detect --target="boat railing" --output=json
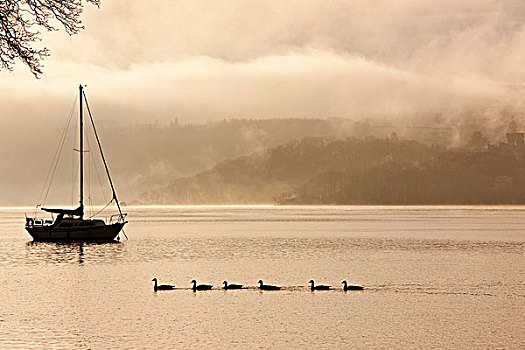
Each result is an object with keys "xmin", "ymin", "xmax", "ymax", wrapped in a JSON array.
[
  {"xmin": 109, "ymin": 213, "xmax": 127, "ymax": 224},
  {"xmin": 25, "ymin": 217, "xmax": 53, "ymax": 227}
]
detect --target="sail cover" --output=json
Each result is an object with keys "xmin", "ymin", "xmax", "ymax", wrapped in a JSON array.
[{"xmin": 41, "ymin": 204, "xmax": 84, "ymax": 217}]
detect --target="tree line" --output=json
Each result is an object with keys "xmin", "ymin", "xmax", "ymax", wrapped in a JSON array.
[{"xmin": 141, "ymin": 134, "xmax": 525, "ymax": 205}]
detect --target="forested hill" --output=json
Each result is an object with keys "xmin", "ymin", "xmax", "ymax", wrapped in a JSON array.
[
  {"xmin": 1, "ymin": 111, "xmax": 514, "ymax": 205},
  {"xmin": 0, "ymin": 117, "xmax": 352, "ymax": 205},
  {"xmin": 140, "ymin": 135, "xmax": 525, "ymax": 205},
  {"xmin": 140, "ymin": 136, "xmax": 435, "ymax": 204}
]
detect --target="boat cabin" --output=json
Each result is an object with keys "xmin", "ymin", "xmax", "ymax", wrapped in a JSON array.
[{"xmin": 26, "ymin": 216, "xmax": 106, "ymax": 228}]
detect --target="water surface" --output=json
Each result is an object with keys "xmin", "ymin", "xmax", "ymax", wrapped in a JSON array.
[{"xmin": 0, "ymin": 206, "xmax": 523, "ymax": 349}]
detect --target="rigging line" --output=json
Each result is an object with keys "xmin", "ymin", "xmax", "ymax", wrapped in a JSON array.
[
  {"xmin": 89, "ymin": 157, "xmax": 93, "ymax": 218},
  {"xmin": 71, "ymin": 112, "xmax": 79, "ymax": 206},
  {"xmin": 70, "ymin": 119, "xmax": 75, "ymax": 206},
  {"xmin": 89, "ymin": 199, "xmax": 113, "ymax": 218},
  {"xmin": 85, "ymin": 124, "xmax": 109, "ymax": 204},
  {"xmin": 70, "ymin": 163, "xmax": 79, "ymax": 206},
  {"xmin": 36, "ymin": 94, "xmax": 77, "ymax": 214},
  {"xmin": 88, "ymin": 153, "xmax": 92, "ymax": 217},
  {"xmin": 94, "ymin": 151, "xmax": 109, "ymax": 204},
  {"xmin": 83, "ymin": 91, "xmax": 125, "ymax": 223},
  {"xmin": 87, "ymin": 135, "xmax": 99, "ymax": 218},
  {"xmin": 40, "ymin": 95, "xmax": 78, "ymax": 210},
  {"xmin": 89, "ymin": 194, "xmax": 94, "ymax": 218},
  {"xmin": 85, "ymin": 129, "xmax": 91, "ymax": 214},
  {"xmin": 71, "ymin": 149, "xmax": 74, "ymax": 206}
]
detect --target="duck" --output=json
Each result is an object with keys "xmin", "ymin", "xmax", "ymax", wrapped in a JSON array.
[
  {"xmin": 191, "ymin": 279, "xmax": 213, "ymax": 292},
  {"xmin": 309, "ymin": 280, "xmax": 331, "ymax": 291},
  {"xmin": 223, "ymin": 281, "xmax": 244, "ymax": 290},
  {"xmin": 152, "ymin": 278, "xmax": 175, "ymax": 291},
  {"xmin": 258, "ymin": 280, "xmax": 281, "ymax": 291},
  {"xmin": 342, "ymin": 280, "xmax": 364, "ymax": 291}
]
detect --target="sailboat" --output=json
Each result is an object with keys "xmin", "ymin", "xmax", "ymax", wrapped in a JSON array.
[{"xmin": 25, "ymin": 85, "xmax": 127, "ymax": 241}]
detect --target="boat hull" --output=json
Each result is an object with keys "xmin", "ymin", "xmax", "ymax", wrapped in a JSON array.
[{"xmin": 26, "ymin": 222, "xmax": 125, "ymax": 242}]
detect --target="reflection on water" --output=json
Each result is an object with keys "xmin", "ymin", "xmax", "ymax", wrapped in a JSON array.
[
  {"xmin": 9, "ymin": 237, "xmax": 524, "ymax": 267},
  {"xmin": 0, "ymin": 206, "xmax": 524, "ymax": 349},
  {"xmin": 25, "ymin": 241, "xmax": 124, "ymax": 265}
]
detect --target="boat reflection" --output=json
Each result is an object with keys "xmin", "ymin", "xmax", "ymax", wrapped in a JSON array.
[{"xmin": 25, "ymin": 241, "xmax": 124, "ymax": 265}]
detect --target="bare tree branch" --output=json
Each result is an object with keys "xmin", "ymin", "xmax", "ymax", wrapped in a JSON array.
[{"xmin": 0, "ymin": 0, "xmax": 99, "ymax": 78}]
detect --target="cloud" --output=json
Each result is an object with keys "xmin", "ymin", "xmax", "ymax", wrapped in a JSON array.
[
  {"xmin": 1, "ymin": 49, "xmax": 521, "ymax": 124},
  {"xmin": 56, "ymin": 0, "xmax": 524, "ymax": 69},
  {"xmin": 1, "ymin": 0, "xmax": 524, "ymax": 123}
]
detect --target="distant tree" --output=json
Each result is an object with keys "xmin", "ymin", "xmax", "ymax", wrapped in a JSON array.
[{"xmin": 0, "ymin": 0, "xmax": 99, "ymax": 77}]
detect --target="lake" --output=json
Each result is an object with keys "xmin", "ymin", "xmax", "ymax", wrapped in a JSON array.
[{"xmin": 0, "ymin": 206, "xmax": 524, "ymax": 349}]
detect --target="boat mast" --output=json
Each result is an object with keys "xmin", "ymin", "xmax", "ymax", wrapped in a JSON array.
[
  {"xmin": 79, "ymin": 84, "xmax": 84, "ymax": 218},
  {"xmin": 82, "ymin": 91, "xmax": 126, "ymax": 223}
]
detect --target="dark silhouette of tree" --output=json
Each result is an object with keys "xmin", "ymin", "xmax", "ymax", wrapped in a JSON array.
[
  {"xmin": 139, "ymin": 132, "xmax": 525, "ymax": 205},
  {"xmin": 0, "ymin": 0, "xmax": 99, "ymax": 77}
]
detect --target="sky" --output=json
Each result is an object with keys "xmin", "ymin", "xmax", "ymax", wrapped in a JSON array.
[{"xmin": 1, "ymin": 0, "xmax": 525, "ymax": 124}]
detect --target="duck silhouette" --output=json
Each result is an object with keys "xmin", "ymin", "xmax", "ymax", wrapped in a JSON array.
[
  {"xmin": 342, "ymin": 280, "xmax": 364, "ymax": 291},
  {"xmin": 223, "ymin": 281, "xmax": 244, "ymax": 290},
  {"xmin": 191, "ymin": 280, "xmax": 213, "ymax": 292},
  {"xmin": 309, "ymin": 280, "xmax": 331, "ymax": 291},
  {"xmin": 152, "ymin": 278, "xmax": 175, "ymax": 291},
  {"xmin": 258, "ymin": 280, "xmax": 281, "ymax": 291}
]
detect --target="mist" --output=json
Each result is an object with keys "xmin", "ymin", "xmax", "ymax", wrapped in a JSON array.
[
  {"xmin": 2, "ymin": 0, "xmax": 525, "ymax": 206},
  {"xmin": 1, "ymin": 0, "xmax": 524, "ymax": 123}
]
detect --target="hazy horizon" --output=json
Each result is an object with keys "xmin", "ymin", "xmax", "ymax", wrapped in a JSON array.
[{"xmin": 2, "ymin": 1, "xmax": 525, "ymax": 207}]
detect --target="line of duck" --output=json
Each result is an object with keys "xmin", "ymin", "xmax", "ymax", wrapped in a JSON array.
[{"xmin": 152, "ymin": 278, "xmax": 364, "ymax": 292}]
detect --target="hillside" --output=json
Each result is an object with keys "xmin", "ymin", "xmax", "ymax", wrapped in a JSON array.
[
  {"xmin": 0, "ymin": 118, "xmax": 352, "ymax": 205},
  {"xmin": 3, "ymin": 110, "xmax": 521, "ymax": 205},
  {"xmin": 141, "ymin": 134, "xmax": 525, "ymax": 205},
  {"xmin": 140, "ymin": 136, "xmax": 442, "ymax": 204}
]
